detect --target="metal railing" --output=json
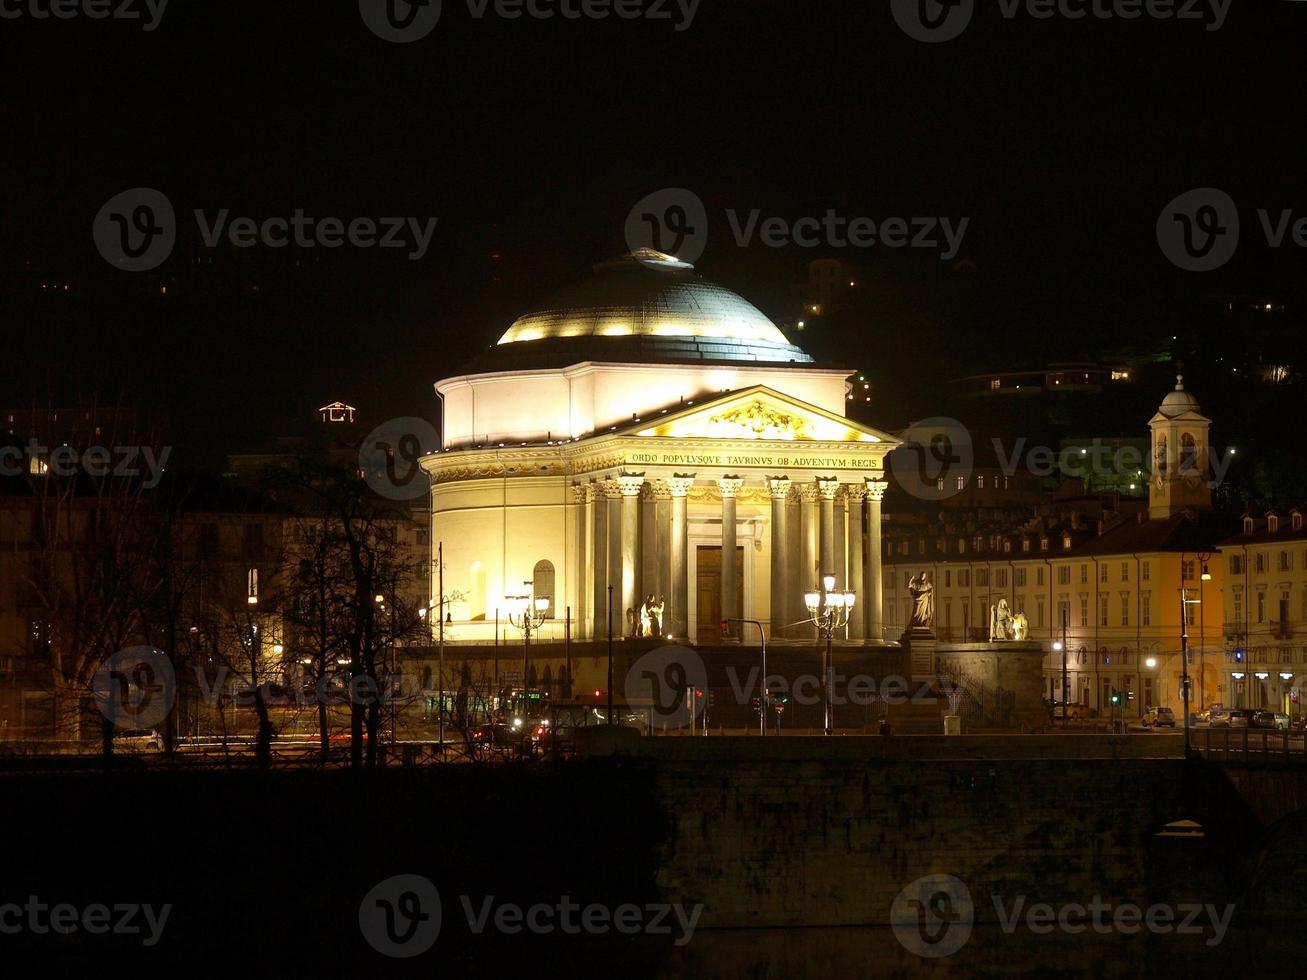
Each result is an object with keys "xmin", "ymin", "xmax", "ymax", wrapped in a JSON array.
[{"xmin": 1191, "ymin": 726, "xmax": 1307, "ymax": 764}]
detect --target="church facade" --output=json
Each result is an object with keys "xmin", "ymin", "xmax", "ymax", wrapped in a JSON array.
[{"xmin": 422, "ymin": 250, "xmax": 898, "ymax": 645}]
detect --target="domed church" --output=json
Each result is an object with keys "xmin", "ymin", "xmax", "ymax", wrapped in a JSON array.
[{"xmin": 422, "ymin": 250, "xmax": 900, "ymax": 645}]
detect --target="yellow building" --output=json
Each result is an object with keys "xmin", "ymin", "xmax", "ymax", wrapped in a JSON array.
[
  {"xmin": 882, "ymin": 375, "xmax": 1234, "ymax": 717},
  {"xmin": 422, "ymin": 250, "xmax": 899, "ymax": 646},
  {"xmin": 1217, "ymin": 508, "xmax": 1307, "ymax": 712}
]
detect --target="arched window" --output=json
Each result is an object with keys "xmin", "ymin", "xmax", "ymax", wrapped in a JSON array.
[
  {"xmin": 533, "ymin": 560, "xmax": 556, "ymax": 619},
  {"xmin": 1155, "ymin": 434, "xmax": 1168, "ymax": 474},
  {"xmin": 542, "ymin": 664, "xmax": 553, "ymax": 696},
  {"xmin": 1180, "ymin": 433, "xmax": 1197, "ymax": 472}
]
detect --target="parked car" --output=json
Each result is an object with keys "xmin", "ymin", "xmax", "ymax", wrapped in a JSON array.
[
  {"xmin": 1227, "ymin": 709, "xmax": 1255, "ymax": 728},
  {"xmin": 113, "ymin": 728, "xmax": 163, "ymax": 752},
  {"xmin": 1251, "ymin": 710, "xmax": 1291, "ymax": 731},
  {"xmin": 1048, "ymin": 701, "xmax": 1092, "ymax": 720},
  {"xmin": 1206, "ymin": 707, "xmax": 1234, "ymax": 727},
  {"xmin": 1143, "ymin": 706, "xmax": 1176, "ymax": 728}
]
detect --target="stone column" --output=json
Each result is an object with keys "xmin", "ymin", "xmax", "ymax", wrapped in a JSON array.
[
  {"xmin": 866, "ymin": 479, "xmax": 888, "ymax": 642},
  {"xmin": 768, "ymin": 477, "xmax": 791, "ymax": 641},
  {"xmin": 618, "ymin": 473, "xmax": 644, "ymax": 636},
  {"xmin": 845, "ymin": 483, "xmax": 867, "ymax": 640},
  {"xmin": 834, "ymin": 488, "xmax": 847, "ymax": 590},
  {"xmin": 668, "ymin": 475, "xmax": 694, "ymax": 641},
  {"xmin": 719, "ymin": 477, "xmax": 743, "ymax": 638},
  {"xmin": 572, "ymin": 483, "xmax": 591, "ymax": 639},
  {"xmin": 593, "ymin": 479, "xmax": 614, "ymax": 639},
  {"xmin": 798, "ymin": 484, "xmax": 819, "ymax": 639},
  {"xmin": 817, "ymin": 477, "xmax": 840, "ymax": 583}
]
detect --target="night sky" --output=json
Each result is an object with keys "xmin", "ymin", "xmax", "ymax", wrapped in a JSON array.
[{"xmin": 4, "ymin": 0, "xmax": 1305, "ymax": 471}]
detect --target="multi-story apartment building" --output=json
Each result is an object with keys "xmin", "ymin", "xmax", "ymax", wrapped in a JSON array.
[{"xmin": 1217, "ymin": 508, "xmax": 1307, "ymax": 713}]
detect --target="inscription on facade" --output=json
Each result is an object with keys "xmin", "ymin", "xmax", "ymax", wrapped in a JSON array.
[{"xmin": 626, "ymin": 451, "xmax": 882, "ymax": 470}]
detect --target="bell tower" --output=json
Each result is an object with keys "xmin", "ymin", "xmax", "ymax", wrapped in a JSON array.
[{"xmin": 1148, "ymin": 370, "xmax": 1212, "ymax": 520}]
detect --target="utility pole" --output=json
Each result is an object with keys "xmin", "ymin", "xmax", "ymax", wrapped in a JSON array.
[
  {"xmin": 606, "ymin": 585, "xmax": 614, "ymax": 726},
  {"xmin": 1061, "ymin": 608, "xmax": 1069, "ymax": 723},
  {"xmin": 1180, "ymin": 587, "xmax": 1193, "ymax": 756},
  {"xmin": 438, "ymin": 542, "xmax": 445, "ymax": 756}
]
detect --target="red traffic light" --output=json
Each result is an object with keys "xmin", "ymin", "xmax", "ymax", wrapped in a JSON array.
[{"xmin": 593, "ymin": 689, "xmax": 602, "ymax": 698}]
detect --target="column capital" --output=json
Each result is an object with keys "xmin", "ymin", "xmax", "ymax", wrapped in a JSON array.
[
  {"xmin": 718, "ymin": 476, "xmax": 744, "ymax": 498},
  {"xmin": 572, "ymin": 482, "xmax": 594, "ymax": 503},
  {"xmin": 646, "ymin": 479, "xmax": 673, "ymax": 500},
  {"xmin": 668, "ymin": 475, "xmax": 695, "ymax": 497},
  {"xmin": 598, "ymin": 478, "xmax": 623, "ymax": 499},
  {"xmin": 767, "ymin": 476, "xmax": 792, "ymax": 499},
  {"xmin": 844, "ymin": 483, "xmax": 868, "ymax": 503},
  {"xmin": 796, "ymin": 483, "xmax": 820, "ymax": 503},
  {"xmin": 817, "ymin": 477, "xmax": 841, "ymax": 500},
  {"xmin": 617, "ymin": 472, "xmax": 646, "ymax": 497},
  {"xmin": 866, "ymin": 479, "xmax": 889, "ymax": 502}
]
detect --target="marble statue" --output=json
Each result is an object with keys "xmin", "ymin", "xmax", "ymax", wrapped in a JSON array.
[
  {"xmin": 1011, "ymin": 612, "xmax": 1029, "ymax": 641},
  {"xmin": 990, "ymin": 598, "xmax": 1013, "ymax": 641},
  {"xmin": 907, "ymin": 572, "xmax": 935, "ymax": 629}
]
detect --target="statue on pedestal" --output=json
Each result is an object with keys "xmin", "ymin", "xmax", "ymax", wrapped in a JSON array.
[
  {"xmin": 638, "ymin": 595, "xmax": 665, "ymax": 637},
  {"xmin": 907, "ymin": 572, "xmax": 935, "ymax": 631},
  {"xmin": 990, "ymin": 598, "xmax": 1014, "ymax": 641}
]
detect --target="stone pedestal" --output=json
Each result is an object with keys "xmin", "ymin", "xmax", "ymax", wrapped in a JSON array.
[
  {"xmin": 934, "ymin": 640, "xmax": 1047, "ymax": 731},
  {"xmin": 899, "ymin": 629, "xmax": 937, "ymax": 677}
]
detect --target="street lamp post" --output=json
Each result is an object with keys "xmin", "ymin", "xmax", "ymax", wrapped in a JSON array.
[
  {"xmin": 506, "ymin": 584, "xmax": 549, "ymax": 698},
  {"xmin": 804, "ymin": 573, "xmax": 855, "ymax": 736},
  {"xmin": 1180, "ymin": 587, "xmax": 1202, "ymax": 756}
]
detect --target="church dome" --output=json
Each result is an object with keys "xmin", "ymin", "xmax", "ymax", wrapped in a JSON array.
[
  {"xmin": 1158, "ymin": 372, "xmax": 1201, "ymax": 418},
  {"xmin": 487, "ymin": 249, "xmax": 812, "ymax": 367}
]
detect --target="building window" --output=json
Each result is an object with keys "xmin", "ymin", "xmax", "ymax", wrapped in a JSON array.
[
  {"xmin": 1232, "ymin": 590, "xmax": 1242, "ymax": 628},
  {"xmin": 1037, "ymin": 567, "xmax": 1046, "ymax": 587},
  {"xmin": 977, "ymin": 569, "xmax": 990, "ymax": 587},
  {"xmin": 1097, "ymin": 595, "xmax": 1106, "ymax": 627},
  {"xmin": 1142, "ymin": 561, "xmax": 1151, "ymax": 582},
  {"xmin": 1141, "ymin": 592, "xmax": 1151, "ymax": 627},
  {"xmin": 1058, "ymin": 566, "xmax": 1071, "ymax": 586},
  {"xmin": 1121, "ymin": 593, "xmax": 1129, "ymax": 627},
  {"xmin": 978, "ymin": 475, "xmax": 985, "ymax": 489},
  {"xmin": 1121, "ymin": 562, "xmax": 1129, "ymax": 583},
  {"xmin": 944, "ymin": 570, "xmax": 952, "ymax": 588},
  {"xmin": 1015, "ymin": 568, "xmax": 1027, "ymax": 588},
  {"xmin": 1280, "ymin": 552, "xmax": 1292, "ymax": 572},
  {"xmin": 1255, "ymin": 554, "xmax": 1267, "ymax": 575},
  {"xmin": 996, "ymin": 569, "xmax": 1007, "ymax": 588},
  {"xmin": 937, "ymin": 477, "xmax": 945, "ymax": 491},
  {"xmin": 1182, "ymin": 560, "xmax": 1196, "ymax": 581},
  {"xmin": 1098, "ymin": 564, "xmax": 1107, "ymax": 584},
  {"xmin": 1037, "ymin": 597, "xmax": 1046, "ymax": 628},
  {"xmin": 959, "ymin": 569, "xmax": 971, "ymax": 587},
  {"xmin": 1230, "ymin": 554, "xmax": 1244, "ymax": 576},
  {"xmin": 956, "ymin": 476, "xmax": 966, "ymax": 491},
  {"xmin": 532, "ymin": 560, "xmax": 556, "ymax": 619},
  {"xmin": 1257, "ymin": 592, "xmax": 1266, "ymax": 624}
]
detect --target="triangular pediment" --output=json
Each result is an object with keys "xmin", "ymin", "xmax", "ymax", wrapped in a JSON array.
[{"xmin": 631, "ymin": 386, "xmax": 900, "ymax": 445}]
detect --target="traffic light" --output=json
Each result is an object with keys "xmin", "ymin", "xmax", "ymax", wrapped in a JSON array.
[
  {"xmin": 1126, "ymin": 691, "xmax": 1135, "ymax": 702},
  {"xmin": 707, "ymin": 690, "xmax": 717, "ymax": 708},
  {"xmin": 1110, "ymin": 690, "xmax": 1123, "ymax": 707},
  {"xmin": 1234, "ymin": 649, "xmax": 1246, "ymax": 663}
]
